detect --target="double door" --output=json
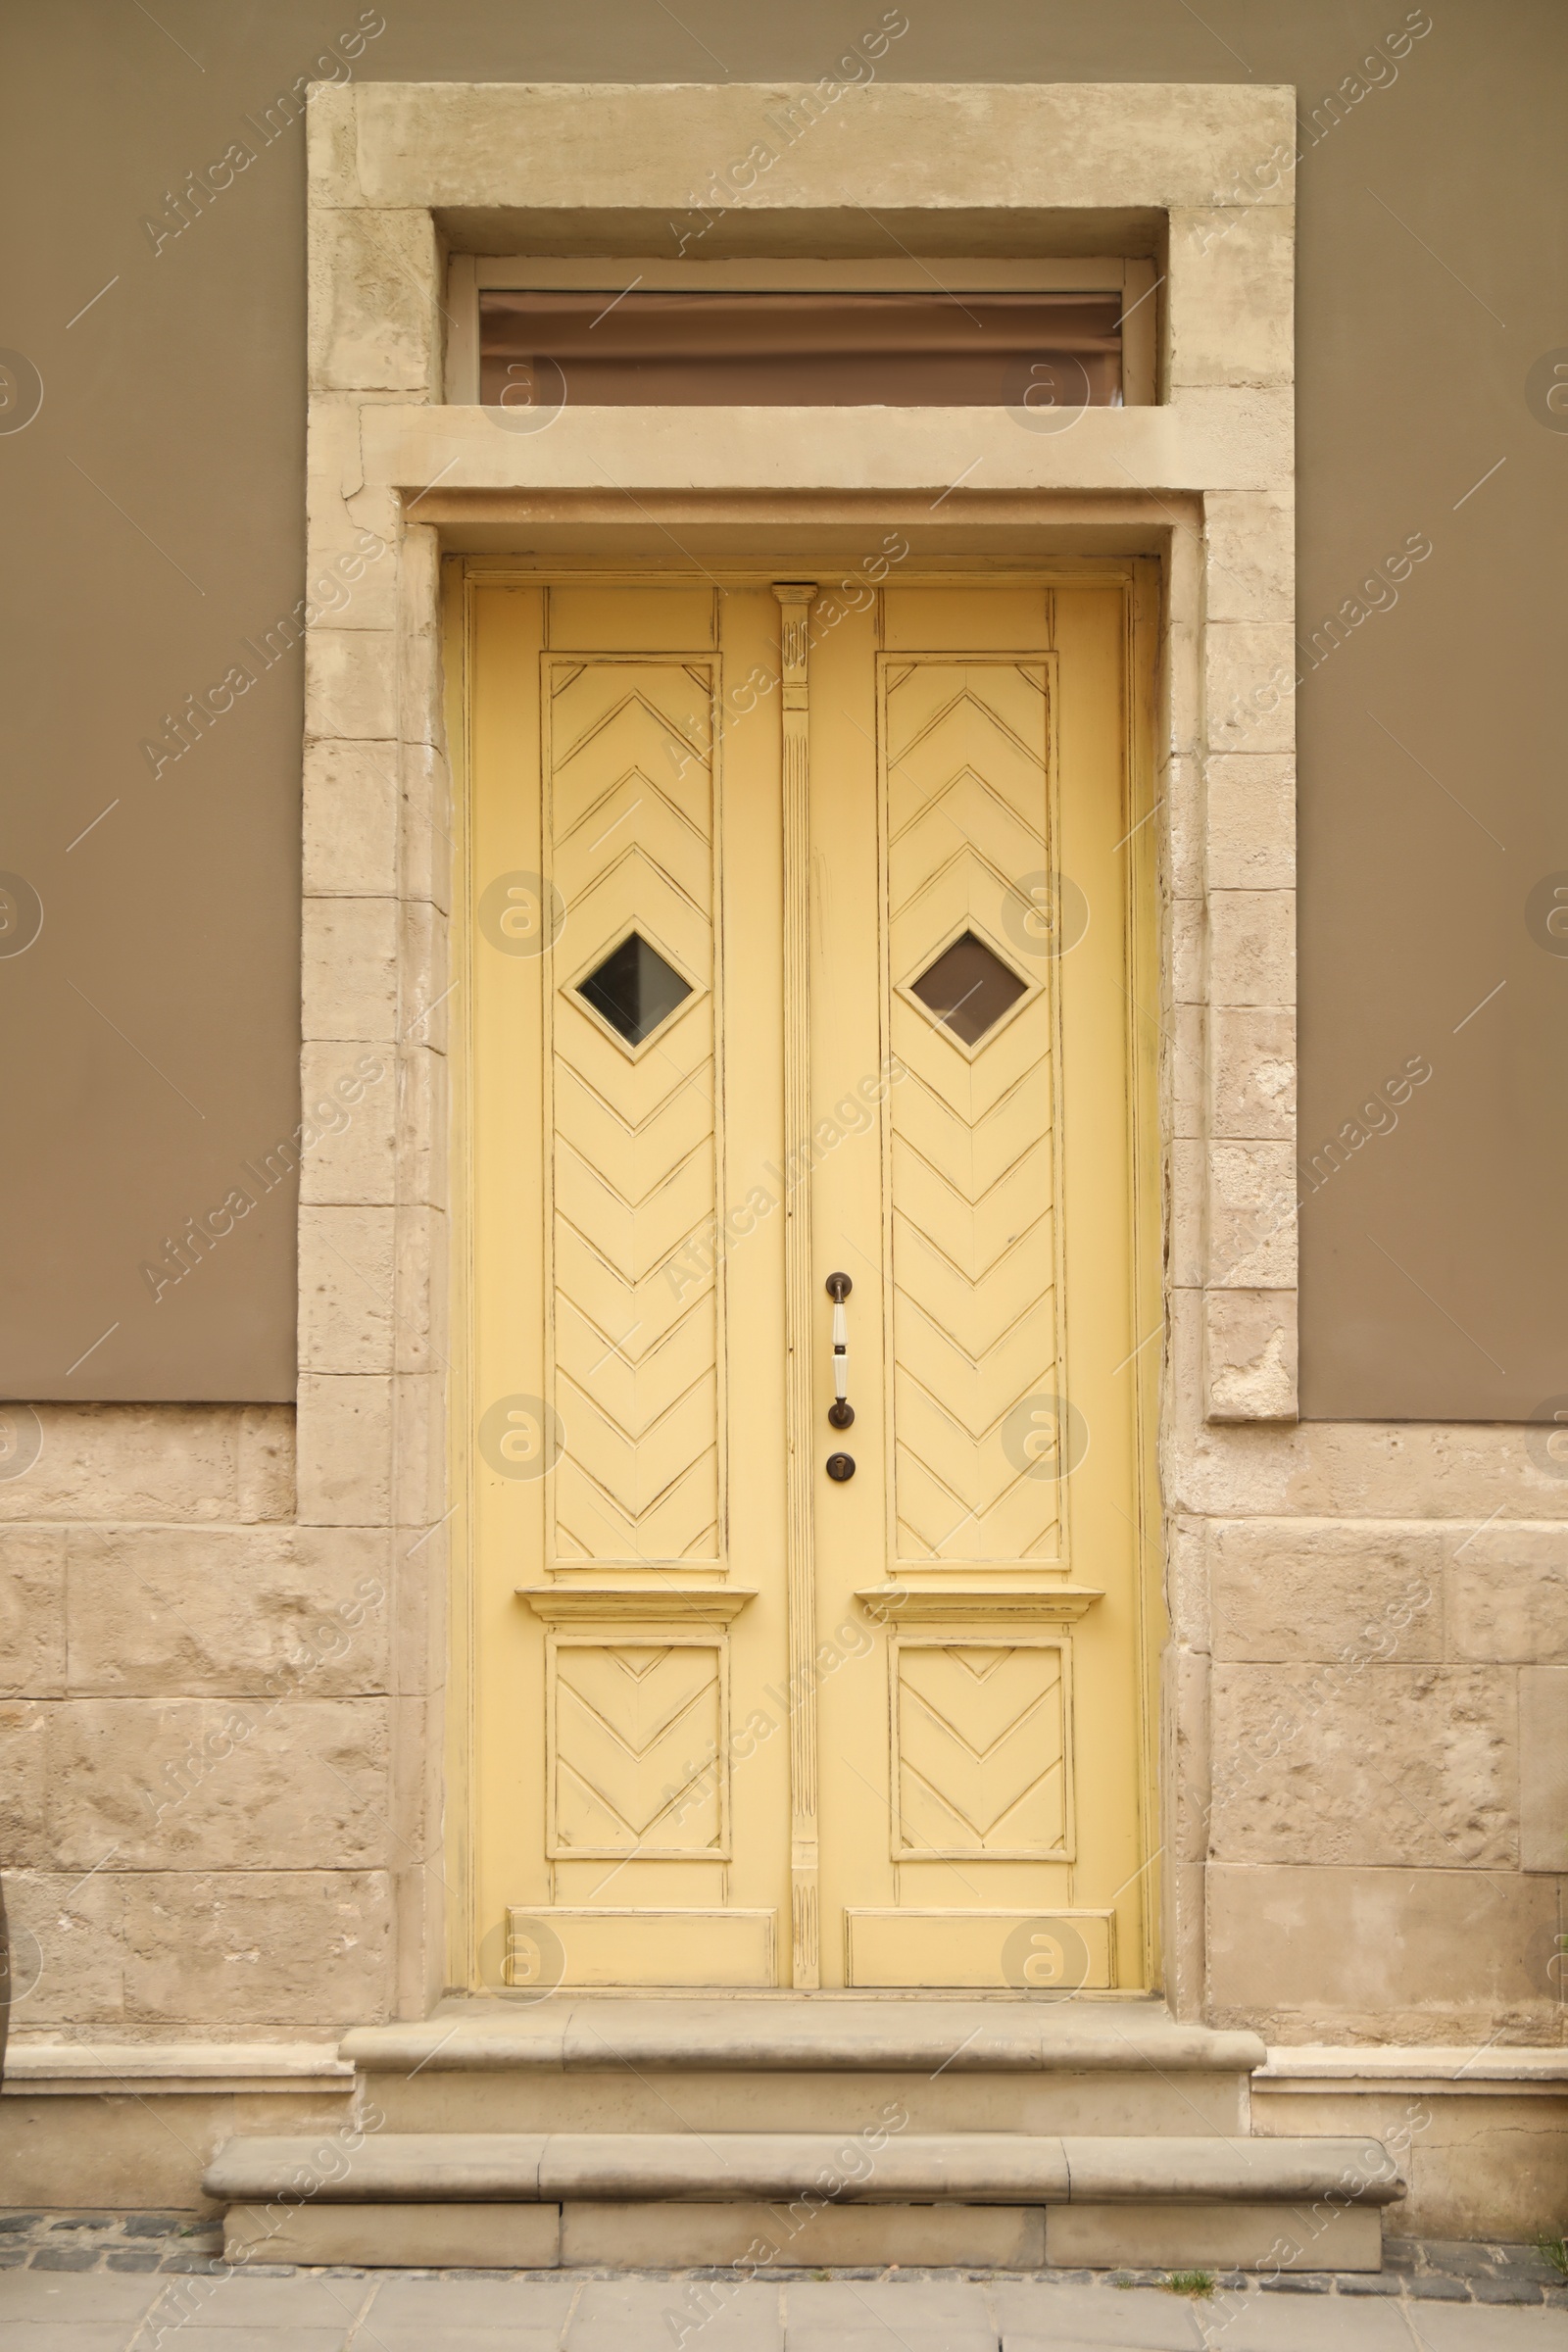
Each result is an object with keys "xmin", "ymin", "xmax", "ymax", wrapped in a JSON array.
[{"xmin": 466, "ymin": 571, "xmax": 1153, "ymax": 1991}]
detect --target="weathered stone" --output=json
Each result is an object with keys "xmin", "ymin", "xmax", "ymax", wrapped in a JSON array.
[
  {"xmin": 305, "ymin": 627, "xmax": 398, "ymax": 740},
  {"xmin": 1170, "ymin": 1004, "xmax": 1206, "ymax": 1142},
  {"xmin": 0, "ymin": 1526, "xmax": 65, "ymax": 1695},
  {"xmin": 0, "ymin": 1701, "xmax": 48, "ymax": 1863},
  {"xmin": 1204, "ymin": 1289, "xmax": 1297, "ymax": 1420},
  {"xmin": 1518, "ymin": 1666, "xmax": 1568, "ymax": 1873},
  {"xmin": 1207, "ymin": 1141, "xmax": 1298, "ymax": 1288},
  {"xmin": 237, "ymin": 1407, "xmax": 296, "ymax": 1523},
  {"xmin": 1203, "ymin": 489, "xmax": 1295, "ymax": 622},
  {"xmin": 1209, "ymin": 1519, "xmax": 1444, "ymax": 1664},
  {"xmin": 0, "ymin": 1405, "xmax": 255, "ymax": 1524},
  {"xmin": 296, "ymin": 1375, "xmax": 393, "ymax": 1528},
  {"xmin": 400, "ymin": 739, "xmax": 453, "ymax": 914},
  {"xmin": 299, "ymin": 1043, "xmax": 398, "ymax": 1207},
  {"xmin": 1210, "ymin": 1663, "xmax": 1516, "ymax": 1867},
  {"xmin": 396, "ymin": 1044, "xmax": 447, "ymax": 1213},
  {"xmin": 1, "ymin": 1868, "xmax": 127, "ymax": 2026},
  {"xmin": 299, "ymin": 1204, "xmax": 397, "ymax": 1374},
  {"xmin": 45, "ymin": 1697, "xmax": 391, "ymax": 1871},
  {"xmin": 302, "ymin": 897, "xmax": 399, "ymax": 1044},
  {"xmin": 1211, "ymin": 1007, "xmax": 1296, "ymax": 1141},
  {"xmin": 1447, "ymin": 1527, "xmax": 1568, "ymax": 1661},
  {"xmin": 64, "ymin": 1526, "xmax": 391, "ymax": 1697},
  {"xmin": 1208, "ymin": 1864, "xmax": 1564, "ymax": 2043},
  {"xmin": 302, "ymin": 740, "xmax": 400, "ymax": 898},
  {"xmin": 1169, "ymin": 206, "xmax": 1294, "ymax": 388},
  {"xmin": 1205, "ymin": 624, "xmax": 1298, "ymax": 757},
  {"xmin": 122, "ymin": 1871, "xmax": 391, "ymax": 2026},
  {"xmin": 308, "ymin": 207, "xmax": 440, "ymax": 396},
  {"xmin": 1208, "ymin": 890, "xmax": 1295, "ymax": 1007},
  {"xmin": 1205, "ymin": 756, "xmax": 1295, "ymax": 891}
]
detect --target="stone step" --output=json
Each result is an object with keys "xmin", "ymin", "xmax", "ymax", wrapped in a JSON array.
[
  {"xmin": 343, "ymin": 1997, "xmax": 1263, "ymax": 2137},
  {"xmin": 206, "ymin": 2129, "xmax": 1403, "ymax": 2273}
]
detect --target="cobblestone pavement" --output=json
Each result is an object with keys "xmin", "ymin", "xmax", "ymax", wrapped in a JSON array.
[{"xmin": 1, "ymin": 2216, "xmax": 1565, "ymax": 2347}]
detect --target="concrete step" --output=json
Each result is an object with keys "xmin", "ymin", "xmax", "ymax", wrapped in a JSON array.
[
  {"xmin": 342, "ymin": 1997, "xmax": 1264, "ymax": 2137},
  {"xmin": 206, "ymin": 2129, "xmax": 1404, "ymax": 2274}
]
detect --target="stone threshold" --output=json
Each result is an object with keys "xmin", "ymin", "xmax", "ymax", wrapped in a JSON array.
[{"xmin": 342, "ymin": 1996, "xmax": 1264, "ymax": 2075}]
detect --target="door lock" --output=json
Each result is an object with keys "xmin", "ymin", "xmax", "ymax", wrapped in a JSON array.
[
  {"xmin": 825, "ymin": 1271, "xmax": 855, "ymax": 1429},
  {"xmin": 826, "ymin": 1451, "xmax": 856, "ymax": 1483}
]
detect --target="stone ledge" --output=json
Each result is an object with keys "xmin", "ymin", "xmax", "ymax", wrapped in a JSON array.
[
  {"xmin": 339, "ymin": 1996, "xmax": 1266, "ymax": 2076},
  {"xmin": 204, "ymin": 2130, "xmax": 1400, "ymax": 2206},
  {"xmin": 1256, "ymin": 2045, "xmax": 1568, "ymax": 2093},
  {"xmin": 3, "ymin": 2039, "xmax": 354, "ymax": 2096}
]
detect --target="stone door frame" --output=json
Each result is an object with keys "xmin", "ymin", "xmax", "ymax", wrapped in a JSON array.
[{"xmin": 302, "ymin": 77, "xmax": 1296, "ymax": 2010}]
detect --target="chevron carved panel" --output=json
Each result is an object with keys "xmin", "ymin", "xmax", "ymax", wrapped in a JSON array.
[
  {"xmin": 546, "ymin": 659, "xmax": 721, "ymax": 1566},
  {"xmin": 882, "ymin": 659, "xmax": 1064, "ymax": 1564},
  {"xmin": 895, "ymin": 1639, "xmax": 1069, "ymax": 1859},
  {"xmin": 549, "ymin": 1638, "xmax": 724, "ymax": 1857}
]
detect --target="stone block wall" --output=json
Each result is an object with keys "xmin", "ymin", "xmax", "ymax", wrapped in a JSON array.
[{"xmin": 1, "ymin": 1402, "xmax": 404, "ymax": 2040}]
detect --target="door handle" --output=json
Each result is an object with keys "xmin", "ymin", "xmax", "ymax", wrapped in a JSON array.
[{"xmin": 825, "ymin": 1271, "xmax": 854, "ymax": 1429}]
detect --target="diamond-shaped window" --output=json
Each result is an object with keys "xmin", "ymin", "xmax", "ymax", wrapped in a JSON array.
[
  {"xmin": 909, "ymin": 931, "xmax": 1027, "ymax": 1048},
  {"xmin": 576, "ymin": 932, "xmax": 692, "ymax": 1047}
]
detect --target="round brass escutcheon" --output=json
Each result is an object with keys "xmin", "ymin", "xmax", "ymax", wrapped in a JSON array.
[{"xmin": 826, "ymin": 1452, "xmax": 856, "ymax": 1483}]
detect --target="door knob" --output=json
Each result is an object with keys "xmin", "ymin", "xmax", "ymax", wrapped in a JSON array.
[{"xmin": 825, "ymin": 1271, "xmax": 855, "ymax": 1429}]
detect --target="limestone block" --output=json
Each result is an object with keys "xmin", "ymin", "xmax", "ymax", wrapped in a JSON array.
[
  {"xmin": 1169, "ymin": 205, "xmax": 1294, "ymax": 388},
  {"xmin": 45, "ymin": 1696, "xmax": 392, "ymax": 1871},
  {"xmin": 1169, "ymin": 1004, "xmax": 1205, "ymax": 1142},
  {"xmin": 1208, "ymin": 890, "xmax": 1294, "ymax": 1007},
  {"xmin": 1251, "ymin": 2086, "xmax": 1568, "ymax": 2244},
  {"xmin": 0, "ymin": 1403, "xmax": 251, "ymax": 1524},
  {"xmin": 306, "ymin": 79, "xmax": 363, "ymax": 209},
  {"xmin": 1164, "ymin": 1517, "xmax": 1210, "ymax": 1654},
  {"xmin": 1046, "ymin": 2200, "xmax": 1377, "ymax": 2273},
  {"xmin": 1170, "ymin": 897, "xmax": 1205, "ymax": 1008},
  {"xmin": 1207, "ymin": 1863, "xmax": 1565, "ymax": 2043},
  {"xmin": 297, "ymin": 1375, "xmax": 393, "ymax": 1528},
  {"xmin": 237, "ymin": 1405, "xmax": 296, "ymax": 1522},
  {"xmin": 226, "ymin": 2199, "xmax": 562, "ymax": 2268},
  {"xmin": 0, "ymin": 1869, "xmax": 126, "ymax": 2026},
  {"xmin": 303, "ymin": 740, "xmax": 399, "ymax": 898},
  {"xmin": 393, "ymin": 1521, "xmax": 447, "ymax": 1699},
  {"xmin": 1165, "ymin": 752, "xmax": 1203, "ymax": 903},
  {"xmin": 1205, "ymin": 623, "xmax": 1297, "ymax": 756},
  {"xmin": 1211, "ymin": 1007, "xmax": 1296, "ymax": 1141},
  {"xmin": 397, "ymin": 1044, "xmax": 448, "ymax": 1213},
  {"xmin": 399, "ymin": 520, "xmax": 441, "ymax": 638},
  {"xmin": 305, "ymin": 626, "xmax": 398, "ymax": 740},
  {"xmin": 1202, "ymin": 488, "xmax": 1295, "ymax": 623},
  {"xmin": 308, "ymin": 207, "xmax": 440, "ymax": 396},
  {"xmin": 1170, "ymin": 1403, "xmax": 1568, "ymax": 1528},
  {"xmin": 299, "ymin": 1205, "xmax": 396, "ymax": 1375},
  {"xmin": 122, "ymin": 1870, "xmax": 391, "ymax": 2026},
  {"xmin": 63, "ymin": 1525, "xmax": 391, "ymax": 1697},
  {"xmin": 1206, "ymin": 1141, "xmax": 1298, "ymax": 1288},
  {"xmin": 393, "ymin": 1372, "xmax": 448, "ymax": 1534},
  {"xmin": 1447, "ymin": 1526, "xmax": 1568, "ymax": 1661},
  {"xmin": 400, "ymin": 899, "xmax": 450, "ymax": 1054},
  {"xmin": 301, "ymin": 500, "xmax": 399, "ymax": 631},
  {"xmin": 1204, "ymin": 1288, "xmax": 1297, "ymax": 1420},
  {"xmin": 306, "ymin": 397, "xmax": 366, "ymax": 505},
  {"xmin": 394, "ymin": 1206, "xmax": 445, "ymax": 1373},
  {"xmin": 1209, "ymin": 1663, "xmax": 1516, "ymax": 1867},
  {"xmin": 0, "ymin": 1700, "xmax": 47, "ymax": 1863},
  {"xmin": 300, "ymin": 1043, "xmax": 397, "ymax": 1207},
  {"xmin": 302, "ymin": 896, "xmax": 399, "ymax": 1044},
  {"xmin": 1519, "ymin": 1665, "xmax": 1568, "ymax": 1872},
  {"xmin": 401, "ymin": 739, "xmax": 454, "ymax": 913},
  {"xmin": 1205, "ymin": 756, "xmax": 1295, "ymax": 891},
  {"xmin": 1209, "ymin": 1519, "xmax": 1445, "ymax": 1665},
  {"xmin": 389, "ymin": 1692, "xmax": 437, "ymax": 1863},
  {"xmin": 0, "ymin": 1526, "xmax": 65, "ymax": 1694},
  {"xmin": 1169, "ymin": 1139, "xmax": 1204, "ymax": 1291},
  {"xmin": 1164, "ymin": 612, "xmax": 1200, "ymax": 764},
  {"xmin": 355, "ymin": 79, "xmax": 1297, "ymax": 214},
  {"xmin": 398, "ymin": 620, "xmax": 445, "ymax": 756}
]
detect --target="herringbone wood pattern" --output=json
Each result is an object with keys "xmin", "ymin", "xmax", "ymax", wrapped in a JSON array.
[
  {"xmin": 883, "ymin": 661, "xmax": 1063, "ymax": 1564},
  {"xmin": 546, "ymin": 660, "xmax": 722, "ymax": 1565}
]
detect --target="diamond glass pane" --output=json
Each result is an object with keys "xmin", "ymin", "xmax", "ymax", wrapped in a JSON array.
[
  {"xmin": 577, "ymin": 932, "xmax": 693, "ymax": 1047},
  {"xmin": 910, "ymin": 931, "xmax": 1027, "ymax": 1047}
]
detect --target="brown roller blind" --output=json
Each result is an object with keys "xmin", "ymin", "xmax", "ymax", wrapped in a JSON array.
[{"xmin": 478, "ymin": 290, "xmax": 1124, "ymax": 408}]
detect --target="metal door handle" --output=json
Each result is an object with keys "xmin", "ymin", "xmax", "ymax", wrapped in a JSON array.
[{"xmin": 825, "ymin": 1272, "xmax": 854, "ymax": 1429}]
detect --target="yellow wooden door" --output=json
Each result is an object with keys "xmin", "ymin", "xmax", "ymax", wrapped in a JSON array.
[{"xmin": 465, "ymin": 573, "xmax": 1155, "ymax": 1994}]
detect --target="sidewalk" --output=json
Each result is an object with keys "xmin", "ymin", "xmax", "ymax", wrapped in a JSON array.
[{"xmin": 2, "ymin": 2222, "xmax": 1566, "ymax": 2350}]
